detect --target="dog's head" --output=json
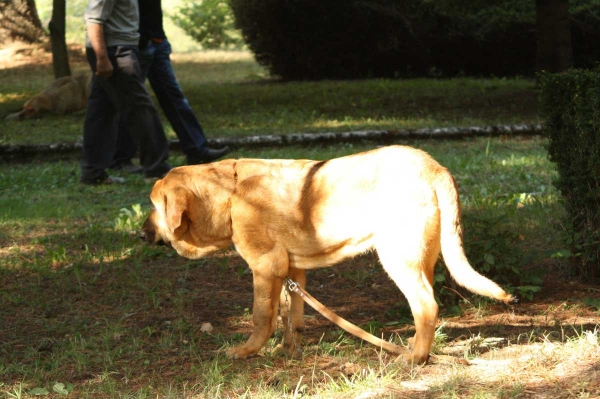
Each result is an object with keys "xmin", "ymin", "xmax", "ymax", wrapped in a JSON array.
[
  {"xmin": 5, "ymin": 96, "xmax": 47, "ymax": 120},
  {"xmin": 20, "ymin": 100, "xmax": 41, "ymax": 118},
  {"xmin": 141, "ymin": 162, "xmax": 236, "ymax": 259}
]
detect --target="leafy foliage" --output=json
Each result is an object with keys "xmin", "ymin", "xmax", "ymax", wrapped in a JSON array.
[
  {"xmin": 230, "ymin": 0, "xmax": 600, "ymax": 80},
  {"xmin": 0, "ymin": 0, "xmax": 47, "ymax": 43},
  {"xmin": 462, "ymin": 213, "xmax": 543, "ymax": 300},
  {"xmin": 435, "ymin": 213, "xmax": 544, "ymax": 305},
  {"xmin": 113, "ymin": 204, "xmax": 145, "ymax": 233},
  {"xmin": 538, "ymin": 68, "xmax": 600, "ymax": 282},
  {"xmin": 170, "ymin": 0, "xmax": 244, "ymax": 50}
]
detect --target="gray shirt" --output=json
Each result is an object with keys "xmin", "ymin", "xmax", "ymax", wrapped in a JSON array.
[{"xmin": 84, "ymin": 0, "xmax": 140, "ymax": 47}]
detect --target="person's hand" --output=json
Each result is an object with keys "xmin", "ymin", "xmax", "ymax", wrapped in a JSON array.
[{"xmin": 96, "ymin": 56, "xmax": 113, "ymax": 78}]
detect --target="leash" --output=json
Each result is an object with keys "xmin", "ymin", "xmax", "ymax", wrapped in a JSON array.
[
  {"xmin": 283, "ymin": 277, "xmax": 470, "ymax": 365},
  {"xmin": 284, "ymin": 277, "xmax": 406, "ymax": 355}
]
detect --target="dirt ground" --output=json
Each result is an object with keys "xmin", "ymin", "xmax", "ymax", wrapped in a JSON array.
[
  {"xmin": 0, "ymin": 41, "xmax": 87, "ymax": 71},
  {"xmin": 114, "ymin": 250, "xmax": 600, "ymax": 397},
  {"xmin": 172, "ymin": 250, "xmax": 600, "ymax": 398}
]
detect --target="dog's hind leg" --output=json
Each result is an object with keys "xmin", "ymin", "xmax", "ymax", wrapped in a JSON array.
[
  {"xmin": 276, "ymin": 267, "xmax": 306, "ymax": 357},
  {"xmin": 407, "ymin": 232, "xmax": 441, "ymax": 352},
  {"xmin": 228, "ymin": 246, "xmax": 289, "ymax": 359},
  {"xmin": 376, "ymin": 218, "xmax": 440, "ymax": 365}
]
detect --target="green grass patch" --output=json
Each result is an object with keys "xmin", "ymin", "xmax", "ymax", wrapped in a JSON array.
[
  {"xmin": 0, "ymin": 50, "xmax": 538, "ymax": 146},
  {"xmin": 2, "ymin": 137, "xmax": 591, "ymax": 398},
  {"xmin": 1, "ymin": 44, "xmax": 596, "ymax": 399}
]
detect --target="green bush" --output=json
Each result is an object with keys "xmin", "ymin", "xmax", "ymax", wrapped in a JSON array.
[
  {"xmin": 229, "ymin": 0, "xmax": 600, "ymax": 80},
  {"xmin": 170, "ymin": 0, "xmax": 244, "ymax": 50},
  {"xmin": 230, "ymin": 0, "xmax": 422, "ymax": 80},
  {"xmin": 538, "ymin": 69, "xmax": 600, "ymax": 282},
  {"xmin": 435, "ymin": 213, "xmax": 543, "ymax": 305}
]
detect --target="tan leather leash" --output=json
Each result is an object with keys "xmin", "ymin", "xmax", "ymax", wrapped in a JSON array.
[
  {"xmin": 284, "ymin": 277, "xmax": 406, "ymax": 355},
  {"xmin": 284, "ymin": 277, "xmax": 470, "ymax": 365}
]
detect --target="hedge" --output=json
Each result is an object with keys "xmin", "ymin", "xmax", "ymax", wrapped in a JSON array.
[
  {"xmin": 229, "ymin": 0, "xmax": 600, "ymax": 80},
  {"xmin": 538, "ymin": 69, "xmax": 600, "ymax": 282}
]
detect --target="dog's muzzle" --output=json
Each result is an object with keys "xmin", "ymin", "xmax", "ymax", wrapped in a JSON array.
[
  {"xmin": 140, "ymin": 217, "xmax": 157, "ymax": 244},
  {"xmin": 140, "ymin": 224, "xmax": 169, "ymax": 247},
  {"xmin": 139, "ymin": 228, "xmax": 153, "ymax": 243}
]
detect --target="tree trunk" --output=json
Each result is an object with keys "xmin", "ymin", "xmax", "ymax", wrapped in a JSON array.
[
  {"xmin": 25, "ymin": 0, "xmax": 43, "ymax": 29},
  {"xmin": 536, "ymin": 0, "xmax": 573, "ymax": 73},
  {"xmin": 49, "ymin": 0, "xmax": 71, "ymax": 78},
  {"xmin": 0, "ymin": 0, "xmax": 47, "ymax": 43}
]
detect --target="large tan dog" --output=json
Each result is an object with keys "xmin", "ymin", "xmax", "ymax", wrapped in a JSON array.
[
  {"xmin": 5, "ymin": 74, "xmax": 90, "ymax": 120},
  {"xmin": 141, "ymin": 146, "xmax": 513, "ymax": 364}
]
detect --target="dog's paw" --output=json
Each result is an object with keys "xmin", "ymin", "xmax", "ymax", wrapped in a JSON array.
[
  {"xmin": 227, "ymin": 346, "xmax": 258, "ymax": 359},
  {"xmin": 273, "ymin": 343, "xmax": 302, "ymax": 358},
  {"xmin": 394, "ymin": 352, "xmax": 429, "ymax": 366}
]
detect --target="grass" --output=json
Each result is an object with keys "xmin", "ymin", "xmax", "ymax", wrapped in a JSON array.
[
  {"xmin": 1, "ymin": 45, "xmax": 599, "ymax": 398},
  {"xmin": 0, "ymin": 44, "xmax": 538, "ymax": 146},
  {"xmin": 1, "ymin": 138, "xmax": 599, "ymax": 398}
]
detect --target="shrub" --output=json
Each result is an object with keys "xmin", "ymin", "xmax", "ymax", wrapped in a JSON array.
[
  {"xmin": 230, "ymin": 0, "xmax": 600, "ymax": 80},
  {"xmin": 230, "ymin": 0, "xmax": 423, "ymax": 80},
  {"xmin": 435, "ymin": 213, "xmax": 543, "ymax": 305},
  {"xmin": 538, "ymin": 68, "xmax": 600, "ymax": 282},
  {"xmin": 170, "ymin": 0, "xmax": 244, "ymax": 50}
]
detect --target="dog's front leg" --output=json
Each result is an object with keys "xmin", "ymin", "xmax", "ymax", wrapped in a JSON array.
[
  {"xmin": 227, "ymin": 249, "xmax": 288, "ymax": 359},
  {"xmin": 227, "ymin": 270, "xmax": 283, "ymax": 359},
  {"xmin": 277, "ymin": 267, "xmax": 306, "ymax": 357}
]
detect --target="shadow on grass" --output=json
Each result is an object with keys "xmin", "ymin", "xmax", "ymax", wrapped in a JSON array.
[{"xmin": 1, "ymin": 243, "xmax": 597, "ymax": 379}]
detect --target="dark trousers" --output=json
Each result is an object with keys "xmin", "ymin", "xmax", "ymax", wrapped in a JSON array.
[
  {"xmin": 112, "ymin": 39, "xmax": 208, "ymax": 165},
  {"xmin": 81, "ymin": 46, "xmax": 169, "ymax": 183}
]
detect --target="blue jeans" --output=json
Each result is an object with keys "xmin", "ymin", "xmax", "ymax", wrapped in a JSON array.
[
  {"xmin": 113, "ymin": 39, "xmax": 208, "ymax": 165},
  {"xmin": 81, "ymin": 46, "xmax": 170, "ymax": 183}
]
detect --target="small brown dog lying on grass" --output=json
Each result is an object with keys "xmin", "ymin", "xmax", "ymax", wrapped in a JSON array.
[
  {"xmin": 141, "ymin": 145, "xmax": 513, "ymax": 364},
  {"xmin": 5, "ymin": 74, "xmax": 90, "ymax": 120}
]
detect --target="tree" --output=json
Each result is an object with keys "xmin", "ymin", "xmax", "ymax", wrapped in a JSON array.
[
  {"xmin": 170, "ymin": 0, "xmax": 244, "ymax": 50},
  {"xmin": 430, "ymin": 0, "xmax": 574, "ymax": 73},
  {"xmin": 536, "ymin": 0, "xmax": 573, "ymax": 73},
  {"xmin": 0, "ymin": 0, "xmax": 47, "ymax": 43},
  {"xmin": 49, "ymin": 0, "xmax": 71, "ymax": 77}
]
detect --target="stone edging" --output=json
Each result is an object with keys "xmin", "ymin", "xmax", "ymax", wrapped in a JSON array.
[
  {"xmin": 210, "ymin": 123, "xmax": 543, "ymax": 147},
  {"xmin": 0, "ymin": 124, "xmax": 543, "ymax": 161}
]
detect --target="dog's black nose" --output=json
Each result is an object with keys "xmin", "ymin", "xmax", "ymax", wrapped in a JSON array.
[{"xmin": 139, "ymin": 230, "xmax": 146, "ymax": 240}]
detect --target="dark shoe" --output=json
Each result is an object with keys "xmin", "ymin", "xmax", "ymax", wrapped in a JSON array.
[
  {"xmin": 144, "ymin": 162, "xmax": 172, "ymax": 183},
  {"xmin": 110, "ymin": 160, "xmax": 143, "ymax": 174},
  {"xmin": 187, "ymin": 146, "xmax": 230, "ymax": 165},
  {"xmin": 81, "ymin": 175, "xmax": 125, "ymax": 185}
]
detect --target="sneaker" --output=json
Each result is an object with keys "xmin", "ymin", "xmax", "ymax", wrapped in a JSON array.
[
  {"xmin": 81, "ymin": 175, "xmax": 125, "ymax": 185},
  {"xmin": 187, "ymin": 146, "xmax": 230, "ymax": 165},
  {"xmin": 144, "ymin": 162, "xmax": 172, "ymax": 183},
  {"xmin": 110, "ymin": 160, "xmax": 143, "ymax": 174}
]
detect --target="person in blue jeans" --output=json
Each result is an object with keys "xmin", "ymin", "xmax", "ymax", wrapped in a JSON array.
[
  {"xmin": 81, "ymin": 0, "xmax": 172, "ymax": 185},
  {"xmin": 111, "ymin": 0, "xmax": 229, "ymax": 171}
]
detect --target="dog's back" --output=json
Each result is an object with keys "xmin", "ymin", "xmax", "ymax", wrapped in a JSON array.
[
  {"xmin": 35, "ymin": 74, "xmax": 90, "ymax": 115},
  {"xmin": 5, "ymin": 74, "xmax": 90, "ymax": 120},
  {"xmin": 230, "ymin": 146, "xmax": 442, "ymax": 268}
]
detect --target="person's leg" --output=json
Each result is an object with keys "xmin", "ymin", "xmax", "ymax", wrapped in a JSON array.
[
  {"xmin": 111, "ymin": 115, "xmax": 138, "ymax": 170},
  {"xmin": 108, "ymin": 46, "xmax": 170, "ymax": 178},
  {"xmin": 146, "ymin": 39, "xmax": 208, "ymax": 156},
  {"xmin": 80, "ymin": 48, "xmax": 119, "ymax": 184},
  {"xmin": 111, "ymin": 43, "xmax": 157, "ymax": 170}
]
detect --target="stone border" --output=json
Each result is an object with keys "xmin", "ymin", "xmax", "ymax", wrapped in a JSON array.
[
  {"xmin": 0, "ymin": 124, "xmax": 543, "ymax": 161},
  {"xmin": 211, "ymin": 123, "xmax": 543, "ymax": 147}
]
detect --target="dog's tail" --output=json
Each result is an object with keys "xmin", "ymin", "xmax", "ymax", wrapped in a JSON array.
[{"xmin": 435, "ymin": 170, "xmax": 514, "ymax": 303}]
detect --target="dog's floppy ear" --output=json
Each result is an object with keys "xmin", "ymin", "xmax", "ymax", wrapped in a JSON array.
[{"xmin": 165, "ymin": 188, "xmax": 190, "ymax": 234}]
